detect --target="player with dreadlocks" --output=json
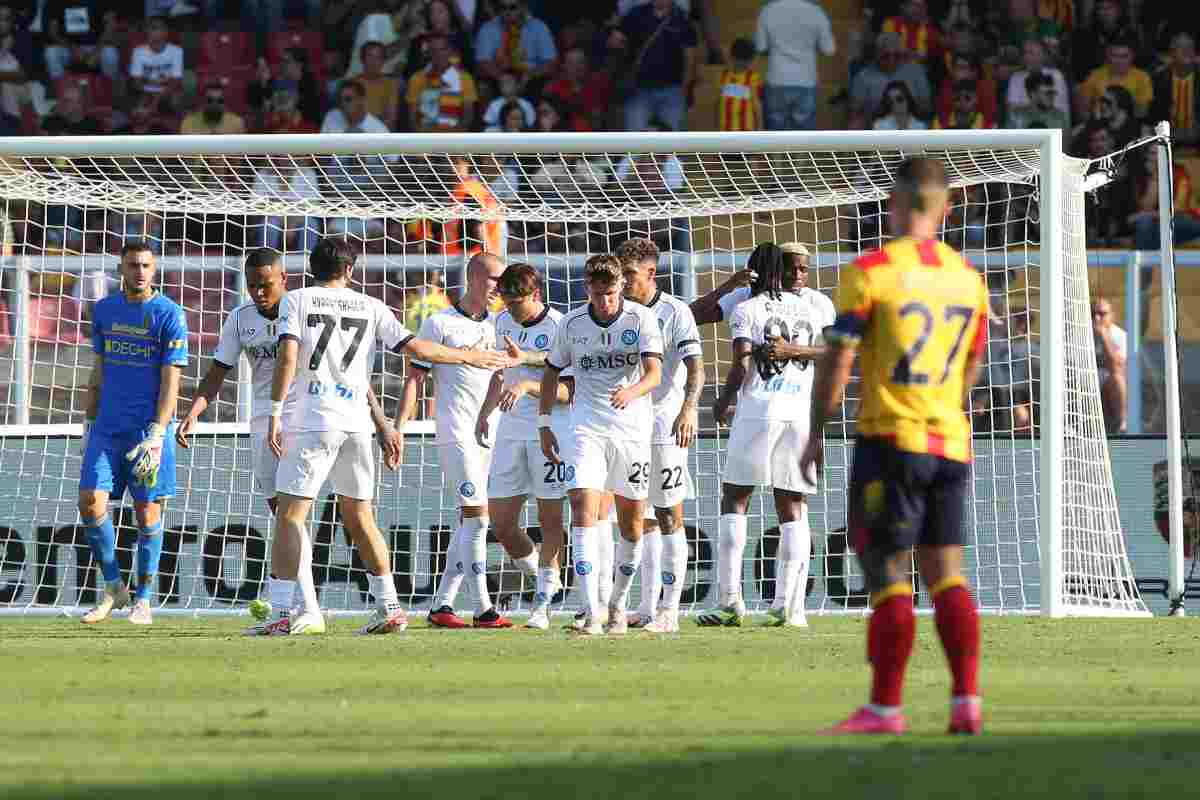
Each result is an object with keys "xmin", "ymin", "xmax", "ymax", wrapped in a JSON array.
[{"xmin": 701, "ymin": 242, "xmax": 836, "ymax": 627}]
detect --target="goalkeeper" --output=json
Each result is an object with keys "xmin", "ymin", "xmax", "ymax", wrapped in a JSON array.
[{"xmin": 78, "ymin": 241, "xmax": 188, "ymax": 627}]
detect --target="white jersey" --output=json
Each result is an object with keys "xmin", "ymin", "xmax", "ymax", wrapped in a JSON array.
[
  {"xmin": 728, "ymin": 289, "xmax": 835, "ymax": 423},
  {"xmin": 412, "ymin": 304, "xmax": 497, "ymax": 445},
  {"xmin": 212, "ymin": 301, "xmax": 297, "ymax": 435},
  {"xmin": 717, "ymin": 285, "xmax": 751, "ymax": 321},
  {"xmin": 493, "ymin": 305, "xmax": 569, "ymax": 442},
  {"xmin": 548, "ymin": 300, "xmax": 664, "ymax": 442},
  {"xmin": 644, "ymin": 290, "xmax": 703, "ymax": 444},
  {"xmin": 278, "ymin": 286, "xmax": 413, "ymax": 434}
]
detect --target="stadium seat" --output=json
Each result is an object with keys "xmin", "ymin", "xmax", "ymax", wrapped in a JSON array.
[
  {"xmin": 185, "ymin": 307, "xmax": 223, "ymax": 351},
  {"xmin": 266, "ymin": 30, "xmax": 325, "ymax": 82},
  {"xmin": 193, "ymin": 68, "xmax": 253, "ymax": 116},
  {"xmin": 28, "ymin": 296, "xmax": 85, "ymax": 345},
  {"xmin": 56, "ymin": 73, "xmax": 114, "ymax": 125},
  {"xmin": 197, "ymin": 31, "xmax": 256, "ymax": 71}
]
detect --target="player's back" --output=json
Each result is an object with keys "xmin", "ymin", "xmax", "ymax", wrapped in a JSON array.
[
  {"xmin": 494, "ymin": 305, "xmax": 566, "ymax": 441},
  {"xmin": 281, "ymin": 285, "xmax": 411, "ymax": 434},
  {"xmin": 93, "ymin": 292, "xmax": 188, "ymax": 434},
  {"xmin": 413, "ymin": 304, "xmax": 496, "ymax": 445},
  {"xmin": 839, "ymin": 237, "xmax": 989, "ymax": 462}
]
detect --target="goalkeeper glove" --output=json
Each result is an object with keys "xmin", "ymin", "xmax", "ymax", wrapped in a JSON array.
[{"xmin": 126, "ymin": 422, "xmax": 166, "ymax": 488}]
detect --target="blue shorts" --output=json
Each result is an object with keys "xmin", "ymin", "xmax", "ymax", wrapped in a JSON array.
[{"xmin": 79, "ymin": 423, "xmax": 177, "ymax": 504}]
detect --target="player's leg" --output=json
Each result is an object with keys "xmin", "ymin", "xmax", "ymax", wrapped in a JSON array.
[
  {"xmin": 918, "ymin": 458, "xmax": 981, "ymax": 735},
  {"xmin": 641, "ymin": 441, "xmax": 692, "ymax": 632},
  {"xmin": 634, "ymin": 516, "xmax": 661, "ymax": 628},
  {"xmin": 530, "ymin": 495, "xmax": 566, "ymax": 629},
  {"xmin": 78, "ymin": 430, "xmax": 128, "ymax": 624},
  {"xmin": 595, "ymin": 491, "xmax": 616, "ymax": 612},
  {"xmin": 333, "ymin": 432, "xmax": 407, "ymax": 634},
  {"xmin": 765, "ymin": 490, "xmax": 810, "ymax": 628},
  {"xmin": 124, "ymin": 429, "xmax": 177, "ymax": 626},
  {"xmin": 248, "ymin": 433, "xmax": 315, "ymax": 625},
  {"xmin": 565, "ymin": 433, "xmax": 608, "ymax": 633},
  {"xmin": 604, "ymin": 440, "xmax": 651, "ymax": 634}
]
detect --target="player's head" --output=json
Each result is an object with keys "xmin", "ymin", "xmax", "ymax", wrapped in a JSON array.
[
  {"xmin": 1091, "ymin": 295, "xmax": 1113, "ymax": 327},
  {"xmin": 747, "ymin": 242, "xmax": 790, "ymax": 300},
  {"xmin": 584, "ymin": 254, "xmax": 624, "ymax": 317},
  {"xmin": 779, "ymin": 242, "xmax": 811, "ymax": 291},
  {"xmin": 496, "ymin": 262, "xmax": 543, "ymax": 321},
  {"xmin": 119, "ymin": 240, "xmax": 156, "ymax": 298},
  {"xmin": 244, "ymin": 247, "xmax": 285, "ymax": 314},
  {"xmin": 465, "ymin": 252, "xmax": 506, "ymax": 306},
  {"xmin": 308, "ymin": 236, "xmax": 357, "ymax": 284},
  {"xmin": 730, "ymin": 37, "xmax": 755, "ymax": 68},
  {"xmin": 888, "ymin": 157, "xmax": 949, "ymax": 239},
  {"xmin": 615, "ymin": 237, "xmax": 659, "ymax": 304}
]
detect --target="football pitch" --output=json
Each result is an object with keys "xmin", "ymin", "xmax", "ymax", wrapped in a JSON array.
[{"xmin": 3, "ymin": 616, "xmax": 1199, "ymax": 799}]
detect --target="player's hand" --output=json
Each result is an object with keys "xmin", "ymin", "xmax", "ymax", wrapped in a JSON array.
[
  {"xmin": 176, "ymin": 414, "xmax": 198, "ymax": 449},
  {"xmin": 498, "ymin": 380, "xmax": 528, "ymax": 411},
  {"xmin": 799, "ymin": 437, "xmax": 824, "ymax": 477},
  {"xmin": 673, "ymin": 402, "xmax": 698, "ymax": 448},
  {"xmin": 268, "ymin": 415, "xmax": 283, "ymax": 459},
  {"xmin": 540, "ymin": 427, "xmax": 561, "ymax": 464},
  {"xmin": 378, "ymin": 425, "xmax": 403, "ymax": 470},
  {"xmin": 729, "ymin": 267, "xmax": 757, "ymax": 289},
  {"xmin": 125, "ymin": 422, "xmax": 165, "ymax": 488},
  {"xmin": 712, "ymin": 398, "xmax": 734, "ymax": 426},
  {"xmin": 467, "ymin": 348, "xmax": 520, "ymax": 371},
  {"xmin": 610, "ymin": 385, "xmax": 637, "ymax": 410},
  {"xmin": 475, "ymin": 414, "xmax": 491, "ymax": 449}
]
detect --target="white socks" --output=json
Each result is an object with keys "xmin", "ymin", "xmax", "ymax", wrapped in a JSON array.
[
  {"xmin": 718, "ymin": 513, "xmax": 748, "ymax": 606},
  {"xmin": 535, "ymin": 566, "xmax": 557, "ymax": 605},
  {"xmin": 466, "ymin": 517, "xmax": 493, "ymax": 614},
  {"xmin": 571, "ymin": 526, "xmax": 600, "ymax": 619},
  {"xmin": 660, "ymin": 528, "xmax": 687, "ymax": 611},
  {"xmin": 638, "ymin": 528, "xmax": 662, "ymax": 618},
  {"xmin": 368, "ymin": 571, "xmax": 400, "ymax": 613},
  {"xmin": 295, "ymin": 526, "xmax": 320, "ymax": 617},
  {"xmin": 269, "ymin": 577, "xmax": 296, "ymax": 620},
  {"xmin": 772, "ymin": 517, "xmax": 811, "ymax": 616},
  {"xmin": 433, "ymin": 525, "xmax": 469, "ymax": 609},
  {"xmin": 513, "ymin": 551, "xmax": 539, "ymax": 578},
  {"xmin": 610, "ymin": 535, "xmax": 644, "ymax": 613},
  {"xmin": 595, "ymin": 517, "xmax": 614, "ymax": 609}
]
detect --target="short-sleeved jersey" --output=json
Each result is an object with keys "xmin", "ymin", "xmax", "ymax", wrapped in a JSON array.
[
  {"xmin": 644, "ymin": 290, "xmax": 703, "ymax": 444},
  {"xmin": 93, "ymin": 292, "xmax": 188, "ymax": 435},
  {"xmin": 547, "ymin": 300, "xmax": 664, "ymax": 442},
  {"xmin": 278, "ymin": 286, "xmax": 413, "ymax": 434},
  {"xmin": 828, "ymin": 237, "xmax": 990, "ymax": 463},
  {"xmin": 412, "ymin": 304, "xmax": 496, "ymax": 445},
  {"xmin": 493, "ymin": 305, "xmax": 569, "ymax": 442},
  {"xmin": 213, "ymin": 300, "xmax": 297, "ymax": 435},
  {"xmin": 717, "ymin": 285, "xmax": 751, "ymax": 322},
  {"xmin": 729, "ymin": 289, "xmax": 836, "ymax": 424}
]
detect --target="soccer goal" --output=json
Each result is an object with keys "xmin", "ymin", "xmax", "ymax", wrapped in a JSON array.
[{"xmin": 0, "ymin": 130, "xmax": 1148, "ymax": 618}]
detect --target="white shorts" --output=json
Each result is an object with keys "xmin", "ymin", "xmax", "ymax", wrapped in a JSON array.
[
  {"xmin": 650, "ymin": 442, "xmax": 694, "ymax": 509},
  {"xmin": 567, "ymin": 433, "xmax": 650, "ymax": 501},
  {"xmin": 276, "ymin": 430, "xmax": 375, "ymax": 501},
  {"xmin": 250, "ymin": 433, "xmax": 279, "ymax": 496},
  {"xmin": 440, "ymin": 441, "xmax": 493, "ymax": 507},
  {"xmin": 722, "ymin": 419, "xmax": 817, "ymax": 495},
  {"xmin": 488, "ymin": 438, "xmax": 566, "ymax": 501}
]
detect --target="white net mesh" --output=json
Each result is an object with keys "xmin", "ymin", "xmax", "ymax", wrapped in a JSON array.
[{"xmin": 0, "ymin": 133, "xmax": 1146, "ymax": 616}]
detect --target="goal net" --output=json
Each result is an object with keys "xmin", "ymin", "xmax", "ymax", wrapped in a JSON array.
[{"xmin": 0, "ymin": 131, "xmax": 1147, "ymax": 618}]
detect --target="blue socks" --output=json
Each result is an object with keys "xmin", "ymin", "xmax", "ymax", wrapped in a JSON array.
[
  {"xmin": 134, "ymin": 521, "xmax": 164, "ymax": 602},
  {"xmin": 83, "ymin": 515, "xmax": 121, "ymax": 585}
]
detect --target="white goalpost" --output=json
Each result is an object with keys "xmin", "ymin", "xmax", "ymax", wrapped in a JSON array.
[{"xmin": 0, "ymin": 130, "xmax": 1148, "ymax": 618}]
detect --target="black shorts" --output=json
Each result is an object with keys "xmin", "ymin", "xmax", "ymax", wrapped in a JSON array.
[{"xmin": 847, "ymin": 437, "xmax": 971, "ymax": 557}]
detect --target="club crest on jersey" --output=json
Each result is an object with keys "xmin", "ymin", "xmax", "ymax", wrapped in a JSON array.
[
  {"xmin": 575, "ymin": 560, "xmax": 593, "ymax": 575},
  {"xmin": 534, "ymin": 333, "xmax": 549, "ymax": 348},
  {"xmin": 621, "ymin": 329, "xmax": 638, "ymax": 345},
  {"xmin": 459, "ymin": 481, "xmax": 477, "ymax": 498},
  {"xmin": 471, "ymin": 561, "xmax": 486, "ymax": 575}
]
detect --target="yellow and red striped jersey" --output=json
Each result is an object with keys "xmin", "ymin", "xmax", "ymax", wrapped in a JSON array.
[
  {"xmin": 718, "ymin": 68, "xmax": 763, "ymax": 131},
  {"xmin": 882, "ymin": 17, "xmax": 940, "ymax": 61}
]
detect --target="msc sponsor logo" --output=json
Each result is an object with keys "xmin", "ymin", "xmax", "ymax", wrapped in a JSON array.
[
  {"xmin": 578, "ymin": 353, "xmax": 636, "ymax": 371},
  {"xmin": 459, "ymin": 481, "xmax": 477, "ymax": 498},
  {"xmin": 534, "ymin": 333, "xmax": 549, "ymax": 349},
  {"xmin": 248, "ymin": 343, "xmax": 278, "ymax": 360},
  {"xmin": 621, "ymin": 329, "xmax": 638, "ymax": 346}
]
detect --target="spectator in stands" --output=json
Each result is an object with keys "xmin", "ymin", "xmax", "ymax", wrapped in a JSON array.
[
  {"xmin": 715, "ymin": 38, "xmax": 764, "ymax": 132},
  {"xmin": 0, "ymin": 6, "xmax": 32, "ymax": 83},
  {"xmin": 405, "ymin": 34, "xmax": 478, "ymax": 132},
  {"xmin": 404, "ymin": 0, "xmax": 473, "ymax": 77},
  {"xmin": 1082, "ymin": 124, "xmax": 1130, "ymax": 244},
  {"xmin": 544, "ymin": 45, "xmax": 613, "ymax": 132},
  {"xmin": 42, "ymin": 0, "xmax": 119, "ymax": 80},
  {"xmin": 261, "ymin": 80, "xmax": 319, "ymax": 134},
  {"xmin": 237, "ymin": 0, "xmax": 321, "ymax": 47},
  {"xmin": 128, "ymin": 17, "xmax": 183, "ymax": 105},
  {"xmin": 180, "ymin": 83, "xmax": 246, "ymax": 135},
  {"xmin": 404, "ymin": 269, "xmax": 450, "ymax": 331},
  {"xmin": 935, "ymin": 54, "xmax": 997, "ymax": 128},
  {"xmin": 533, "ymin": 96, "xmax": 567, "ymax": 132},
  {"xmin": 497, "ymin": 100, "xmax": 528, "ymax": 132},
  {"xmin": 482, "ymin": 70, "xmax": 535, "ymax": 132},
  {"xmin": 849, "ymin": 31, "xmax": 932, "ymax": 128},
  {"xmin": 356, "ymin": 41, "xmax": 401, "ymax": 130},
  {"xmin": 1080, "ymin": 39, "xmax": 1154, "ymax": 120},
  {"xmin": 1130, "ymin": 148, "xmax": 1200, "ymax": 251},
  {"xmin": 475, "ymin": 0, "xmax": 557, "ymax": 92},
  {"xmin": 1007, "ymin": 71, "xmax": 1069, "ymax": 131},
  {"xmin": 933, "ymin": 79, "xmax": 995, "ymax": 128},
  {"xmin": 614, "ymin": 145, "xmax": 690, "ymax": 251},
  {"xmin": 1150, "ymin": 32, "xmax": 1200, "ymax": 148},
  {"xmin": 323, "ymin": 79, "xmax": 389, "ymax": 134},
  {"xmin": 755, "ymin": 0, "xmax": 835, "ymax": 131},
  {"xmin": 1101, "ymin": 85, "xmax": 1140, "ymax": 148},
  {"xmin": 252, "ymin": 156, "xmax": 322, "ymax": 253},
  {"xmin": 1006, "ymin": 39, "xmax": 1071, "ymax": 121},
  {"xmin": 348, "ymin": 0, "xmax": 422, "ymax": 78},
  {"xmin": 1138, "ymin": 0, "xmax": 1195, "ymax": 55},
  {"xmin": 881, "ymin": 0, "xmax": 940, "ymax": 66},
  {"xmin": 618, "ymin": 0, "xmax": 697, "ymax": 134},
  {"xmin": 995, "ymin": 0, "xmax": 1063, "ymax": 53},
  {"xmin": 930, "ymin": 22, "xmax": 972, "ymax": 88},
  {"xmin": 445, "ymin": 154, "xmax": 504, "ymax": 256},
  {"xmin": 616, "ymin": 0, "xmax": 724, "ymax": 65},
  {"xmin": 1072, "ymin": 0, "xmax": 1140, "ymax": 83},
  {"xmin": 113, "ymin": 91, "xmax": 169, "ymax": 135},
  {"xmin": 1092, "ymin": 295, "xmax": 1128, "ymax": 434},
  {"xmin": 872, "ymin": 80, "xmax": 927, "ymax": 129},
  {"xmin": 41, "ymin": 82, "xmax": 103, "ymax": 135},
  {"xmin": 251, "ymin": 49, "xmax": 323, "ymax": 131}
]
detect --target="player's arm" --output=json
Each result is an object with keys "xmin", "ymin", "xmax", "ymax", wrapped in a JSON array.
[
  {"xmin": 267, "ymin": 336, "xmax": 298, "ymax": 458},
  {"xmin": 712, "ymin": 338, "xmax": 751, "ymax": 425},
  {"xmin": 84, "ymin": 355, "xmax": 103, "ymax": 423},
  {"xmin": 127, "ymin": 314, "xmax": 188, "ymax": 484},
  {"xmin": 401, "ymin": 336, "xmax": 518, "ymax": 370},
  {"xmin": 176, "ymin": 361, "xmax": 230, "ymax": 448},
  {"xmin": 689, "ymin": 269, "xmax": 755, "ymax": 325},
  {"xmin": 537, "ymin": 361, "xmax": 565, "ymax": 464},
  {"xmin": 395, "ymin": 363, "xmax": 427, "ymax": 434},
  {"xmin": 766, "ymin": 337, "xmax": 825, "ymax": 363},
  {"xmin": 366, "ymin": 385, "xmax": 402, "ymax": 470},
  {"xmin": 673, "ymin": 354, "xmax": 704, "ymax": 448}
]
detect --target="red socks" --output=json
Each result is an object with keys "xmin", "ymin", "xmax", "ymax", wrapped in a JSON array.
[
  {"xmin": 933, "ymin": 579, "xmax": 980, "ymax": 698},
  {"xmin": 867, "ymin": 588, "xmax": 915, "ymax": 707}
]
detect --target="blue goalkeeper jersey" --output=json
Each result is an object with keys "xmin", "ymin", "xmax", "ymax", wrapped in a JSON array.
[{"xmin": 92, "ymin": 292, "xmax": 188, "ymax": 435}]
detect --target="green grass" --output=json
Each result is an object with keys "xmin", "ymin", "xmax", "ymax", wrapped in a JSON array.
[{"xmin": 4, "ymin": 615, "xmax": 1200, "ymax": 799}]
